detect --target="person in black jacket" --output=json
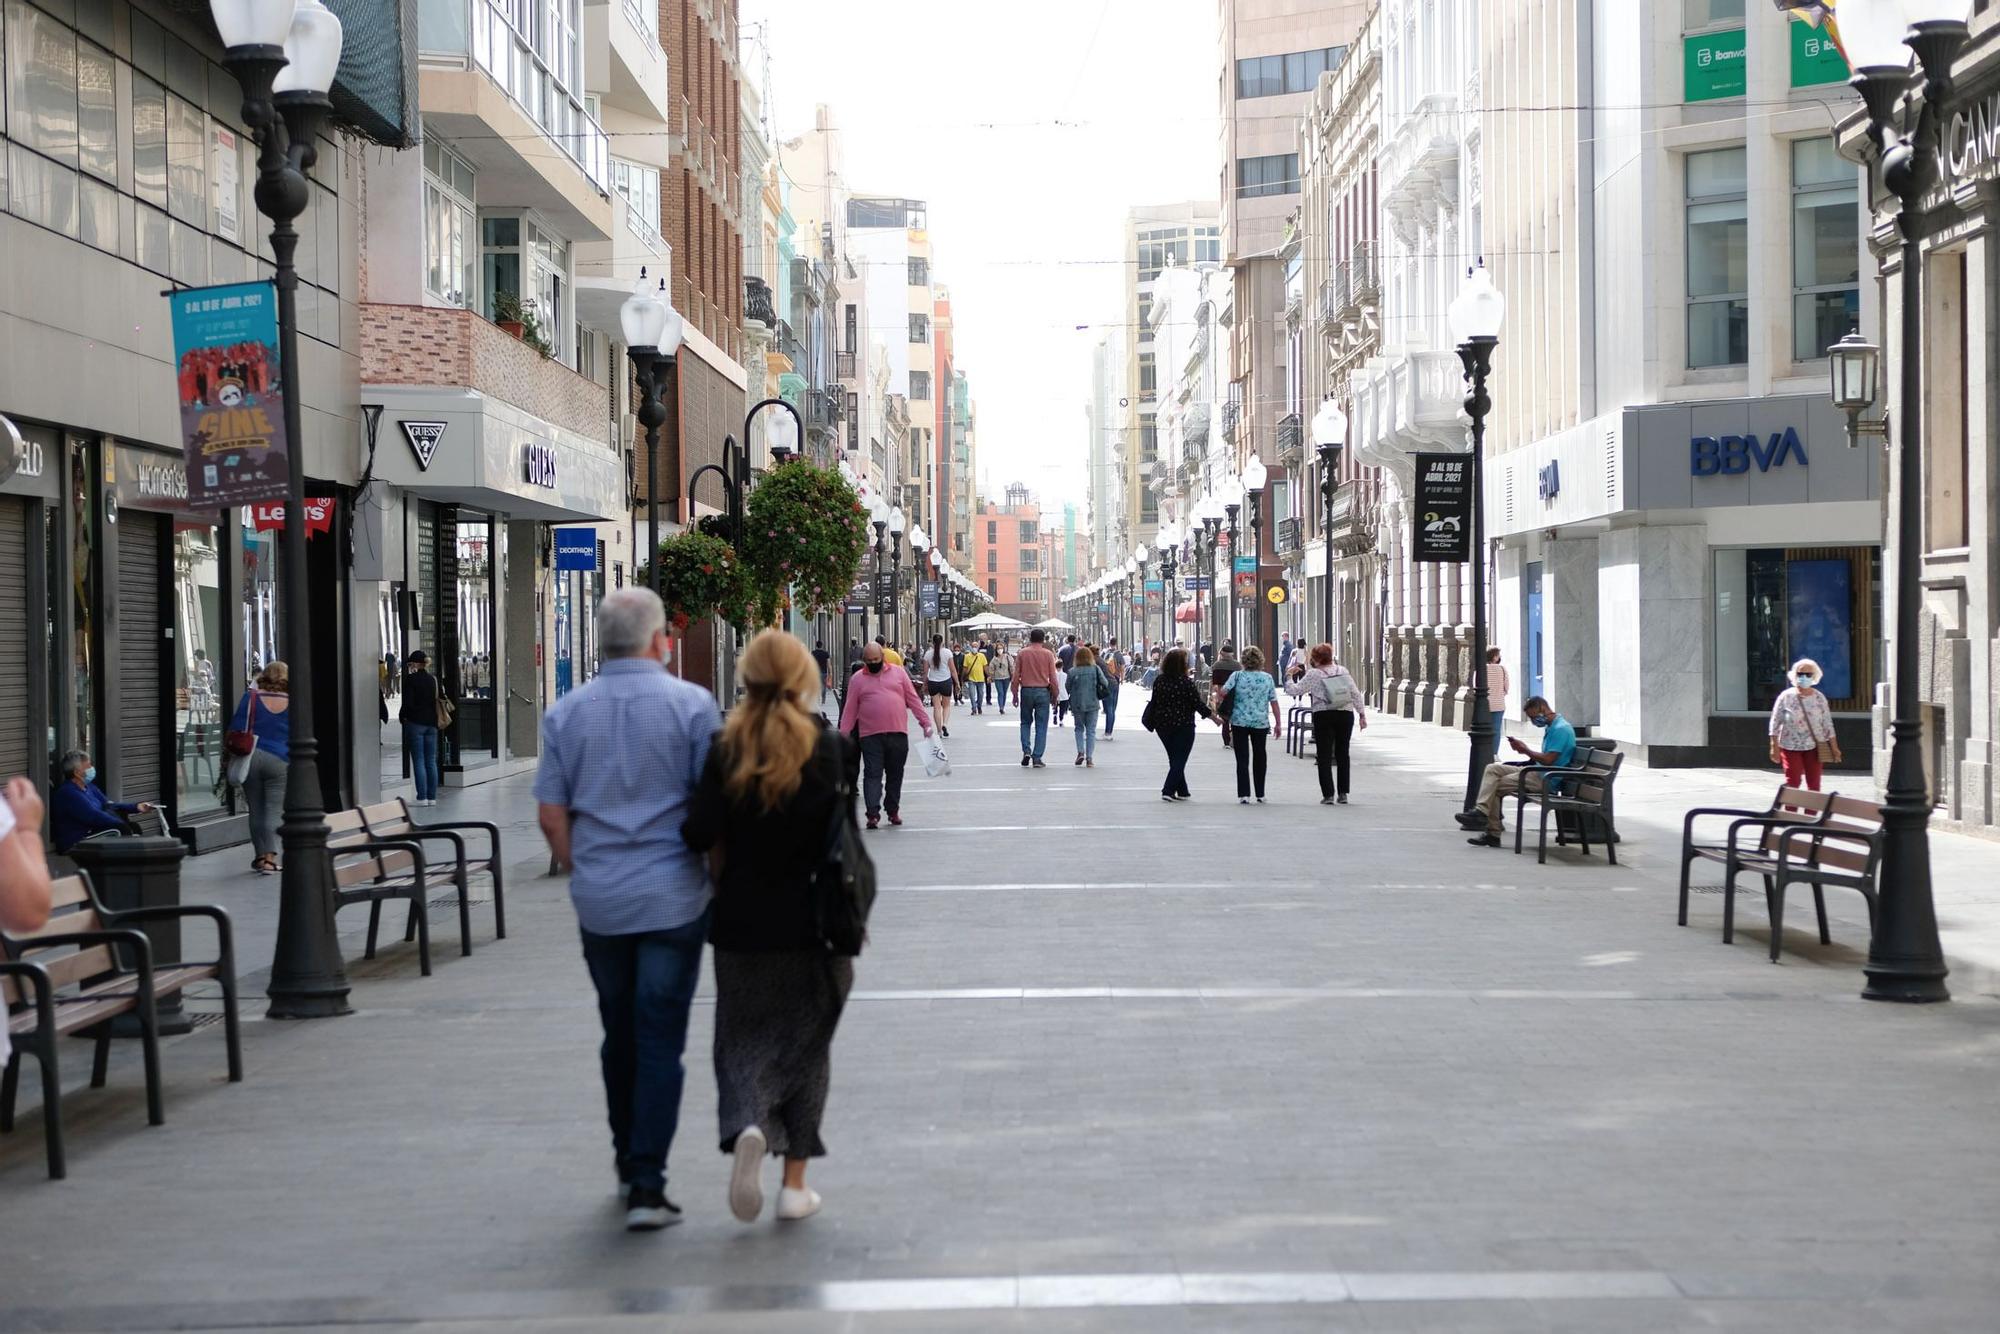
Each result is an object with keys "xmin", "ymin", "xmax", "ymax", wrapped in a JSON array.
[
  {"xmin": 1145, "ymin": 646, "xmax": 1214, "ymax": 802},
  {"xmin": 398, "ymin": 650, "xmax": 444, "ymax": 806},
  {"xmin": 683, "ymin": 630, "xmax": 855, "ymax": 1226}
]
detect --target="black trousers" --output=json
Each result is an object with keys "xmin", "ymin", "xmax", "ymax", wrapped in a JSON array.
[
  {"xmin": 1311, "ymin": 709, "xmax": 1356, "ymax": 798},
  {"xmin": 1231, "ymin": 726, "xmax": 1270, "ymax": 798},
  {"xmin": 1158, "ymin": 723, "xmax": 1196, "ymax": 797},
  {"xmin": 858, "ymin": 732, "xmax": 909, "ymax": 817}
]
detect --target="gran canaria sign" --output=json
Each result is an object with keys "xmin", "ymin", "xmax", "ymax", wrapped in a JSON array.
[{"xmin": 1943, "ymin": 90, "xmax": 2000, "ymax": 188}]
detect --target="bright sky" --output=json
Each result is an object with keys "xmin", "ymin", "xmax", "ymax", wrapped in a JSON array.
[{"xmin": 742, "ymin": 0, "xmax": 1218, "ymax": 514}]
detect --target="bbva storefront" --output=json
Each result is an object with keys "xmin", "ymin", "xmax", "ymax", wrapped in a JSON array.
[{"xmin": 1487, "ymin": 393, "xmax": 1882, "ymax": 768}]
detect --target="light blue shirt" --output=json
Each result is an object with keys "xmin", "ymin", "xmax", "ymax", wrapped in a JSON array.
[
  {"xmin": 1222, "ymin": 670, "xmax": 1279, "ymax": 728},
  {"xmin": 1540, "ymin": 714, "xmax": 1578, "ymax": 770},
  {"xmin": 533, "ymin": 658, "xmax": 720, "ymax": 936}
]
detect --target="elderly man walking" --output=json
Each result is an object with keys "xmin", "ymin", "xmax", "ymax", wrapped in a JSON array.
[
  {"xmin": 838, "ymin": 639, "xmax": 934, "ymax": 829},
  {"xmin": 535, "ymin": 588, "xmax": 721, "ymax": 1232}
]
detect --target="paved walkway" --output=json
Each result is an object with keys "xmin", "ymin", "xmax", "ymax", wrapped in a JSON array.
[{"xmin": 3, "ymin": 690, "xmax": 1998, "ymax": 1332}]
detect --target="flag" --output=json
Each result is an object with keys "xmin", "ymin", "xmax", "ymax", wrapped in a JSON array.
[{"xmin": 1775, "ymin": 1, "xmax": 1845, "ymax": 62}]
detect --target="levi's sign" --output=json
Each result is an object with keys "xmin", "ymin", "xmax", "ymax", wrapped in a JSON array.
[{"xmin": 1691, "ymin": 426, "xmax": 1809, "ymax": 476}]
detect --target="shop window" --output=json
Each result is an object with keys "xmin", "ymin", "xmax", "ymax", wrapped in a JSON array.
[
  {"xmin": 1791, "ymin": 138, "xmax": 1859, "ymax": 361},
  {"xmin": 239, "ymin": 508, "xmax": 282, "ymax": 684},
  {"xmin": 1712, "ymin": 546, "xmax": 1879, "ymax": 713},
  {"xmin": 173, "ymin": 524, "xmax": 225, "ymax": 818},
  {"xmin": 1687, "ymin": 146, "xmax": 1749, "ymax": 368}
]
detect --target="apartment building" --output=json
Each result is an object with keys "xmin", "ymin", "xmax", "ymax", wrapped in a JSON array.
[
  {"xmin": 1149, "ymin": 263, "xmax": 1232, "ymax": 642},
  {"xmin": 972, "ymin": 483, "xmax": 1046, "ymax": 624},
  {"xmin": 1296, "ymin": 5, "xmax": 1382, "ymax": 689},
  {"xmin": 779, "ymin": 107, "xmax": 872, "ymax": 485},
  {"xmin": 1482, "ymin": 1, "xmax": 1880, "ymax": 776},
  {"xmin": 1217, "ymin": 0, "xmax": 1369, "ymax": 656},
  {"xmin": 1120, "ymin": 202, "xmax": 1220, "ymax": 555},
  {"xmin": 1086, "ymin": 328, "xmax": 1128, "ymax": 568},
  {"xmin": 0, "ymin": 0, "xmax": 414, "ymax": 847}
]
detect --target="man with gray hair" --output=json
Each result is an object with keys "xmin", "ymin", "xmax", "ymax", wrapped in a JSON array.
[{"xmin": 535, "ymin": 587, "xmax": 720, "ymax": 1231}]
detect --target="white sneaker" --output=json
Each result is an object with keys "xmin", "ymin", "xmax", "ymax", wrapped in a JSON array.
[
  {"xmin": 776, "ymin": 1186, "xmax": 822, "ymax": 1221},
  {"xmin": 729, "ymin": 1126, "xmax": 766, "ymax": 1222}
]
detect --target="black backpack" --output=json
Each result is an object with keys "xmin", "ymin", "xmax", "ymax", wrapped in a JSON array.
[{"xmin": 810, "ymin": 732, "xmax": 876, "ymax": 956}]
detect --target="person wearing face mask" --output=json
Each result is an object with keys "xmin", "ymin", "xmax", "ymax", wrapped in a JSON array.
[
  {"xmin": 1460, "ymin": 695, "xmax": 1577, "ymax": 848},
  {"xmin": 50, "ymin": 750, "xmax": 155, "ymax": 853},
  {"xmin": 838, "ymin": 640, "xmax": 934, "ymax": 829},
  {"xmin": 1768, "ymin": 657, "xmax": 1840, "ymax": 791},
  {"xmin": 534, "ymin": 588, "xmax": 722, "ymax": 1232}
]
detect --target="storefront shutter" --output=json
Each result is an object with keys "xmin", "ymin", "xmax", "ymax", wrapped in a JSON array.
[
  {"xmin": 116, "ymin": 511, "xmax": 165, "ymax": 800},
  {"xmin": 0, "ymin": 500, "xmax": 29, "ymax": 779}
]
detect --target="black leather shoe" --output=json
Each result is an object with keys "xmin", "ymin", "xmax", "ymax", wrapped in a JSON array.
[{"xmin": 1466, "ymin": 833, "xmax": 1502, "ymax": 848}]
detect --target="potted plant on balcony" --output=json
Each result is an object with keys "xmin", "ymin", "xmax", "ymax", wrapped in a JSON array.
[{"xmin": 491, "ymin": 292, "xmax": 554, "ymax": 358}]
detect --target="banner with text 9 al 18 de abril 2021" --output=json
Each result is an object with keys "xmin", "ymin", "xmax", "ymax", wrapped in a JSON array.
[{"xmin": 170, "ymin": 281, "xmax": 290, "ymax": 508}]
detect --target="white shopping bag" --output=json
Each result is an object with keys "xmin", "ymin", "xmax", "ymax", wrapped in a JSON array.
[{"xmin": 920, "ymin": 735, "xmax": 951, "ymax": 778}]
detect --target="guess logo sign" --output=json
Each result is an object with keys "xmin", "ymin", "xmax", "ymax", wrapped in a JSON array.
[{"xmin": 523, "ymin": 441, "xmax": 559, "ymax": 489}]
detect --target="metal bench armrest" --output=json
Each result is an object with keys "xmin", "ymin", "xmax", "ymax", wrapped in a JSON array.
[
  {"xmin": 0, "ymin": 959, "xmax": 55, "ymax": 1029},
  {"xmin": 403, "ymin": 817, "xmax": 502, "ymax": 861},
  {"xmin": 96, "ymin": 903, "xmax": 236, "ymax": 971}
]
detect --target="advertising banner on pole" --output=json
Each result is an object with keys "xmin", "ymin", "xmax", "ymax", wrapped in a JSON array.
[
  {"xmin": 919, "ymin": 580, "xmax": 939, "ymax": 617},
  {"xmin": 1232, "ymin": 554, "xmax": 1257, "ymax": 601},
  {"xmin": 875, "ymin": 569, "xmax": 895, "ymax": 615},
  {"xmin": 1144, "ymin": 577, "xmax": 1163, "ymax": 616},
  {"xmin": 1412, "ymin": 452, "xmax": 1472, "ymax": 562},
  {"xmin": 169, "ymin": 281, "xmax": 289, "ymax": 507}
]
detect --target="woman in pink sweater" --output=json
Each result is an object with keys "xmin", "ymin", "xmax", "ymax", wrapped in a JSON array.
[{"xmin": 837, "ymin": 643, "xmax": 934, "ymax": 829}]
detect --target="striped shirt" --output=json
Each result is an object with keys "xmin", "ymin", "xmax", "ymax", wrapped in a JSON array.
[{"xmin": 533, "ymin": 658, "xmax": 720, "ymax": 936}]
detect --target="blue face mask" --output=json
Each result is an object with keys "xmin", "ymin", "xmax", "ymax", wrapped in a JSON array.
[{"xmin": 83, "ymin": 765, "xmax": 97, "ymax": 783}]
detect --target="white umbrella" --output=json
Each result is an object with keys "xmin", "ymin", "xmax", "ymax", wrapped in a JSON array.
[
  {"xmin": 953, "ymin": 611, "xmax": 1029, "ymax": 630},
  {"xmin": 1033, "ymin": 616, "xmax": 1075, "ymax": 631}
]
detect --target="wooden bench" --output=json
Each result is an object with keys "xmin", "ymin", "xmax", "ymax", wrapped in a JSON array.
[
  {"xmin": 358, "ymin": 799, "xmax": 506, "ymax": 953},
  {"xmin": 2, "ymin": 872, "xmax": 242, "ymax": 1179},
  {"xmin": 1509, "ymin": 747, "xmax": 1625, "ymax": 864},
  {"xmin": 1677, "ymin": 786, "xmax": 1835, "ymax": 934},
  {"xmin": 1679, "ymin": 791, "xmax": 1884, "ymax": 962},
  {"xmin": 326, "ymin": 810, "xmax": 438, "ymax": 976}
]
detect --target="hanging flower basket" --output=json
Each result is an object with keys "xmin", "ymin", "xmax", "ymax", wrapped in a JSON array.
[
  {"xmin": 637, "ymin": 530, "xmax": 755, "ymax": 630},
  {"xmin": 740, "ymin": 459, "xmax": 869, "ymax": 624}
]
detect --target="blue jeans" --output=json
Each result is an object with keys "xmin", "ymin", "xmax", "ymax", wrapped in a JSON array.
[
  {"xmin": 1073, "ymin": 706, "xmax": 1100, "ymax": 759},
  {"xmin": 405, "ymin": 723, "xmax": 440, "ymax": 800},
  {"xmin": 1101, "ymin": 681, "xmax": 1120, "ymax": 733},
  {"xmin": 1488, "ymin": 710, "xmax": 1505, "ymax": 763},
  {"xmin": 1017, "ymin": 686, "xmax": 1051, "ymax": 759},
  {"xmin": 994, "ymin": 680, "xmax": 1008, "ymax": 711},
  {"xmin": 580, "ymin": 912, "xmax": 708, "ymax": 1193}
]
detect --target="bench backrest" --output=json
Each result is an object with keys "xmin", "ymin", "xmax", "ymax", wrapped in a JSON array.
[
  {"xmin": 359, "ymin": 800, "xmax": 415, "ymax": 837},
  {"xmin": 1764, "ymin": 794, "xmax": 1884, "ymax": 872},
  {"xmin": 326, "ymin": 808, "xmax": 421, "ymax": 887},
  {"xmin": 1568, "ymin": 749, "xmax": 1622, "ymax": 806},
  {"xmin": 2, "ymin": 874, "xmax": 121, "ymax": 990}
]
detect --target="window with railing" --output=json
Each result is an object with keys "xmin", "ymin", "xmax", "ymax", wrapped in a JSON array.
[
  {"xmin": 611, "ymin": 158, "xmax": 661, "ymax": 249},
  {"xmin": 908, "ymin": 257, "xmax": 929, "ymax": 286},
  {"xmin": 909, "ymin": 370, "xmax": 931, "ymax": 400},
  {"xmin": 1237, "ymin": 153, "xmax": 1299, "ymax": 199},
  {"xmin": 425, "ymin": 140, "xmax": 478, "ymax": 308},
  {"xmin": 910, "ymin": 314, "xmax": 929, "ymax": 345},
  {"xmin": 426, "ymin": 0, "xmax": 611, "ymax": 195}
]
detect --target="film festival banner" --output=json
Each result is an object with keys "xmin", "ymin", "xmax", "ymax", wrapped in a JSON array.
[
  {"xmin": 1232, "ymin": 554, "xmax": 1257, "ymax": 602},
  {"xmin": 170, "ymin": 281, "xmax": 290, "ymax": 507},
  {"xmin": 1412, "ymin": 453, "xmax": 1472, "ymax": 563}
]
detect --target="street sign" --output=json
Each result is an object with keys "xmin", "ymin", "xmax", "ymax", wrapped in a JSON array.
[
  {"xmin": 1184, "ymin": 575, "xmax": 1213, "ymax": 591},
  {"xmin": 1412, "ymin": 453, "xmax": 1472, "ymax": 563},
  {"xmin": 1265, "ymin": 584, "xmax": 1287, "ymax": 605}
]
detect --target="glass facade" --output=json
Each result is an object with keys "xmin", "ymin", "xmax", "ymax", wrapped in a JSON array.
[
  {"xmin": 1687, "ymin": 146, "xmax": 1748, "ymax": 368},
  {"xmin": 1713, "ymin": 546, "xmax": 1879, "ymax": 713},
  {"xmin": 172, "ymin": 521, "xmax": 225, "ymax": 818},
  {"xmin": 1791, "ymin": 137, "xmax": 1859, "ymax": 362}
]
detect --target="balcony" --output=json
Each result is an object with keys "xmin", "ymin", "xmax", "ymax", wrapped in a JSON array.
[
  {"xmin": 1350, "ymin": 348, "xmax": 1466, "ymax": 486},
  {"xmin": 1317, "ymin": 276, "xmax": 1342, "ymax": 331},
  {"xmin": 1222, "ymin": 400, "xmax": 1242, "ymax": 444},
  {"xmin": 1276, "ymin": 412, "xmax": 1303, "ymax": 465},
  {"xmin": 744, "ymin": 276, "xmax": 778, "ymax": 330},
  {"xmin": 678, "ymin": 95, "xmax": 730, "ymax": 211},
  {"xmin": 1276, "ymin": 516, "xmax": 1303, "ymax": 555},
  {"xmin": 574, "ymin": 190, "xmax": 670, "ymax": 334},
  {"xmin": 421, "ymin": 0, "xmax": 612, "ymax": 237},
  {"xmin": 584, "ymin": 0, "xmax": 670, "ymax": 123},
  {"xmin": 361, "ymin": 303, "xmax": 609, "ymax": 442},
  {"xmin": 836, "ymin": 350, "xmax": 857, "ymax": 380},
  {"xmin": 1350, "ymin": 239, "xmax": 1380, "ymax": 302}
]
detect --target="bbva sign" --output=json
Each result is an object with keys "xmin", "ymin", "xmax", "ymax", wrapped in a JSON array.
[{"xmin": 1690, "ymin": 426, "xmax": 1808, "ymax": 477}]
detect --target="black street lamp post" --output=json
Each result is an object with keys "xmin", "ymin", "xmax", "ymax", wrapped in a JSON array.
[
  {"xmin": 621, "ymin": 273, "xmax": 683, "ymax": 599},
  {"xmin": 1449, "ymin": 261, "xmax": 1505, "ymax": 817},
  {"xmin": 1837, "ymin": 8, "xmax": 1966, "ymax": 1003},
  {"xmin": 215, "ymin": 0, "xmax": 349, "ymax": 1018},
  {"xmin": 1159, "ymin": 527, "xmax": 1180, "ymax": 650},
  {"xmin": 1134, "ymin": 546, "xmax": 1149, "ymax": 651},
  {"xmin": 1242, "ymin": 457, "xmax": 1267, "ymax": 653},
  {"xmin": 1313, "ymin": 402, "xmax": 1347, "ymax": 652},
  {"xmin": 1223, "ymin": 502, "xmax": 1241, "ymax": 649},
  {"xmin": 888, "ymin": 508, "xmax": 906, "ymax": 648},
  {"xmin": 1202, "ymin": 509, "xmax": 1223, "ymax": 654}
]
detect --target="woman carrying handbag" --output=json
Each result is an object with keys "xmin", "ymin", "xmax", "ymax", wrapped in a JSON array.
[{"xmin": 227, "ymin": 662, "xmax": 292, "ymax": 874}]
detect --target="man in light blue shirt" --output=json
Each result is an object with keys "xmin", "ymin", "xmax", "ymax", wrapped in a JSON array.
[
  {"xmin": 1464, "ymin": 695, "xmax": 1578, "ymax": 846},
  {"xmin": 535, "ymin": 588, "xmax": 720, "ymax": 1230}
]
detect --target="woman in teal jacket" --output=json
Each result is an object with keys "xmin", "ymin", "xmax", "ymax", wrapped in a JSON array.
[{"xmin": 1065, "ymin": 646, "xmax": 1114, "ymax": 767}]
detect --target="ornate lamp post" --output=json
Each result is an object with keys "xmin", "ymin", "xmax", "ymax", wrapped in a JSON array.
[
  {"xmin": 1449, "ymin": 260, "xmax": 1505, "ymax": 817},
  {"xmin": 1157, "ymin": 523, "xmax": 1181, "ymax": 649},
  {"xmin": 1312, "ymin": 400, "xmax": 1348, "ymax": 651},
  {"xmin": 1241, "ymin": 455, "xmax": 1268, "ymax": 652},
  {"xmin": 1123, "ymin": 556, "xmax": 1138, "ymax": 647},
  {"xmin": 909, "ymin": 525, "xmax": 930, "ymax": 645},
  {"xmin": 1133, "ymin": 543, "xmax": 1150, "ymax": 652},
  {"xmin": 888, "ymin": 506, "xmax": 906, "ymax": 649},
  {"xmin": 213, "ymin": 0, "xmax": 351, "ymax": 1018},
  {"xmin": 1223, "ymin": 491, "xmax": 1242, "ymax": 649},
  {"xmin": 869, "ymin": 494, "xmax": 889, "ymax": 645},
  {"xmin": 1197, "ymin": 497, "xmax": 1223, "ymax": 654},
  {"xmin": 1833, "ymin": 2, "xmax": 1969, "ymax": 1003},
  {"xmin": 621, "ymin": 272, "xmax": 685, "ymax": 598}
]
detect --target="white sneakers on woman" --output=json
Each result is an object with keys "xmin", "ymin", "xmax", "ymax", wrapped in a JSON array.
[
  {"xmin": 728, "ymin": 1125, "xmax": 822, "ymax": 1222},
  {"xmin": 729, "ymin": 1126, "xmax": 766, "ymax": 1221}
]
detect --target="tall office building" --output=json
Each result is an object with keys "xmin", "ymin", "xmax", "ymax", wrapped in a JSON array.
[{"xmin": 1121, "ymin": 203, "xmax": 1220, "ymax": 553}]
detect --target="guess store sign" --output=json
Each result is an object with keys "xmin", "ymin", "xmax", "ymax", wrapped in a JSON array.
[{"xmin": 250, "ymin": 496, "xmax": 337, "ymax": 537}]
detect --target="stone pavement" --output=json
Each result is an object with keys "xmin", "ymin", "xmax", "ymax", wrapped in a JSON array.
[{"xmin": 2, "ymin": 689, "xmax": 1998, "ymax": 1332}]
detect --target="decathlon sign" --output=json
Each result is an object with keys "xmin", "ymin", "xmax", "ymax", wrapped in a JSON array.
[{"xmin": 1691, "ymin": 426, "xmax": 1808, "ymax": 477}]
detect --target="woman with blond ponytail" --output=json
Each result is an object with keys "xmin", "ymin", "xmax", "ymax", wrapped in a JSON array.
[{"xmin": 682, "ymin": 630, "xmax": 856, "ymax": 1226}]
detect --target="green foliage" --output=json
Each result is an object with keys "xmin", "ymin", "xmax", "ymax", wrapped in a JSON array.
[
  {"xmin": 740, "ymin": 460, "xmax": 870, "ymax": 624},
  {"xmin": 636, "ymin": 531, "xmax": 754, "ymax": 631}
]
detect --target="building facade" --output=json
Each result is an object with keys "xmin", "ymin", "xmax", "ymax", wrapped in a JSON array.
[
  {"xmin": 972, "ymin": 483, "xmax": 1045, "ymax": 624},
  {"xmin": 1120, "ymin": 202, "xmax": 1219, "ymax": 557}
]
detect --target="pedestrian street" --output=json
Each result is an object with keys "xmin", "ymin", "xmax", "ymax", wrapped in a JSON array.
[{"xmin": 2, "ymin": 700, "xmax": 1998, "ymax": 1334}]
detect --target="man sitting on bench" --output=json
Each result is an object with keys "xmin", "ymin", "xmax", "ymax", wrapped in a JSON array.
[{"xmin": 1459, "ymin": 696, "xmax": 1577, "ymax": 848}]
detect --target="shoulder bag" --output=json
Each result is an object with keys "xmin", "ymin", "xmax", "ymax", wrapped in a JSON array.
[
  {"xmin": 225, "ymin": 690, "xmax": 260, "ymax": 758},
  {"xmin": 811, "ymin": 735, "xmax": 877, "ymax": 956},
  {"xmin": 436, "ymin": 685, "xmax": 456, "ymax": 730}
]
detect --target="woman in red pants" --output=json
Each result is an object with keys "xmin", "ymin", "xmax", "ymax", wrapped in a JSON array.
[{"xmin": 1767, "ymin": 657, "xmax": 1841, "ymax": 790}]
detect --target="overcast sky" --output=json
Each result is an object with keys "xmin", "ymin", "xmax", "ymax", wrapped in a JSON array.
[{"xmin": 741, "ymin": 0, "xmax": 1218, "ymax": 514}]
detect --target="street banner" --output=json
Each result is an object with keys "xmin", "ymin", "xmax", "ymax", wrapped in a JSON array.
[
  {"xmin": 1144, "ymin": 577, "xmax": 1163, "ymax": 615},
  {"xmin": 1232, "ymin": 554, "xmax": 1257, "ymax": 601},
  {"xmin": 844, "ymin": 574, "xmax": 870, "ymax": 614},
  {"xmin": 1413, "ymin": 452, "xmax": 1472, "ymax": 562},
  {"xmin": 249, "ymin": 496, "xmax": 335, "ymax": 537},
  {"xmin": 919, "ymin": 580, "xmax": 939, "ymax": 617},
  {"xmin": 553, "ymin": 528, "xmax": 598, "ymax": 571},
  {"xmin": 170, "ymin": 281, "xmax": 289, "ymax": 507},
  {"xmin": 875, "ymin": 569, "xmax": 895, "ymax": 615}
]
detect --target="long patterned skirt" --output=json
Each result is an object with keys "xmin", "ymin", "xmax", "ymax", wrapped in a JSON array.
[{"xmin": 713, "ymin": 949, "xmax": 854, "ymax": 1158}]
